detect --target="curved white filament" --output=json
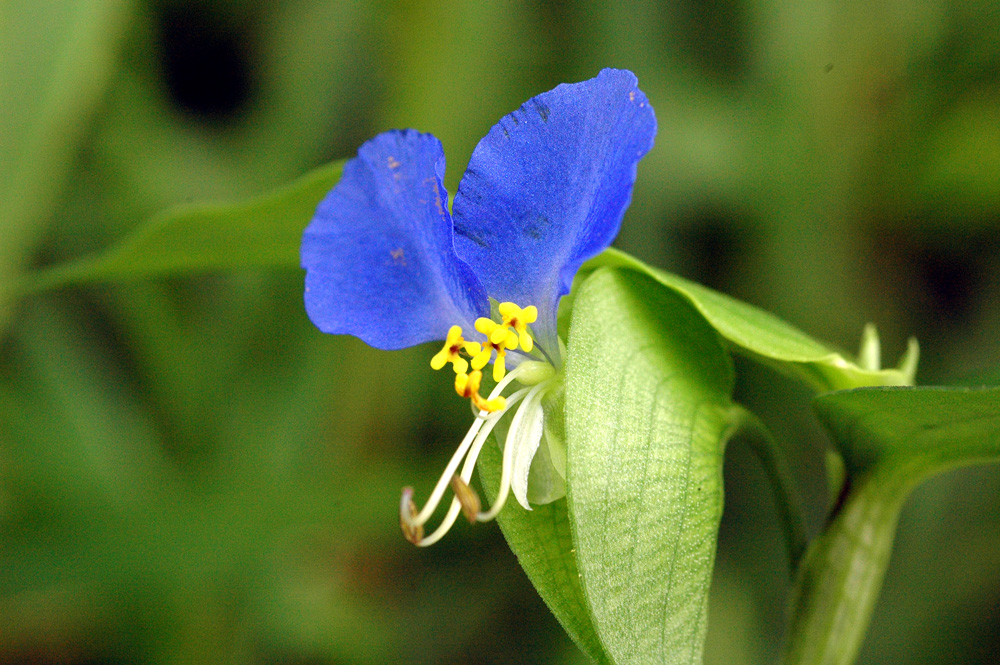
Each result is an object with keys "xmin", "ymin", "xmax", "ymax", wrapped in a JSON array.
[
  {"xmin": 478, "ymin": 382, "xmax": 549, "ymax": 522},
  {"xmin": 416, "ymin": 387, "xmax": 531, "ymax": 546},
  {"xmin": 403, "ymin": 361, "xmax": 550, "ymax": 546}
]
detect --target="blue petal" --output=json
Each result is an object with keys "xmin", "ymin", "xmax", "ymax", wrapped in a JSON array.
[
  {"xmin": 301, "ymin": 130, "xmax": 489, "ymax": 350},
  {"xmin": 451, "ymin": 69, "xmax": 657, "ymax": 348}
]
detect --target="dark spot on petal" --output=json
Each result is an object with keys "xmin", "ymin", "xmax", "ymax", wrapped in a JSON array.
[
  {"xmin": 501, "ymin": 125, "xmax": 510, "ymax": 139},
  {"xmin": 524, "ymin": 214, "xmax": 550, "ymax": 240},
  {"xmin": 510, "ymin": 113, "xmax": 519, "ymax": 125},
  {"xmin": 533, "ymin": 99, "xmax": 550, "ymax": 122},
  {"xmin": 455, "ymin": 224, "xmax": 490, "ymax": 249}
]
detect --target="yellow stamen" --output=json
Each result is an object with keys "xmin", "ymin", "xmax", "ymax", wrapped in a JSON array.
[
  {"xmin": 475, "ymin": 318, "xmax": 519, "ymax": 351},
  {"xmin": 471, "ymin": 345, "xmax": 492, "ymax": 371},
  {"xmin": 468, "ymin": 337, "xmax": 510, "ymax": 380},
  {"xmin": 479, "ymin": 394, "xmax": 506, "ymax": 412},
  {"xmin": 438, "ymin": 302, "xmax": 539, "ymax": 395},
  {"xmin": 455, "ymin": 370, "xmax": 506, "ymax": 412},
  {"xmin": 430, "ymin": 325, "xmax": 479, "ymax": 374},
  {"xmin": 493, "ymin": 351, "xmax": 506, "ymax": 382},
  {"xmin": 498, "ymin": 302, "xmax": 537, "ymax": 353},
  {"xmin": 454, "ymin": 368, "xmax": 479, "ymax": 398}
]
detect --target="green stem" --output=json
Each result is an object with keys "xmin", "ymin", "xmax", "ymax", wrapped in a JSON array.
[
  {"xmin": 725, "ymin": 405, "xmax": 808, "ymax": 568},
  {"xmin": 780, "ymin": 462, "xmax": 922, "ymax": 665}
]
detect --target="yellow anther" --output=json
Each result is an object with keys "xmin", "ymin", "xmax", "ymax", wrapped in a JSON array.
[
  {"xmin": 469, "ymin": 321, "xmax": 510, "ymax": 380},
  {"xmin": 493, "ymin": 351, "xmax": 506, "ymax": 382},
  {"xmin": 475, "ymin": 317, "xmax": 519, "ymax": 351},
  {"xmin": 431, "ymin": 325, "xmax": 480, "ymax": 374},
  {"xmin": 454, "ymin": 368, "xmax": 479, "ymax": 397},
  {"xmin": 498, "ymin": 302, "xmax": 538, "ymax": 353},
  {"xmin": 468, "ymin": 337, "xmax": 509, "ymax": 381},
  {"xmin": 455, "ymin": 370, "xmax": 507, "ymax": 413},
  {"xmin": 464, "ymin": 303, "xmax": 538, "ymax": 383},
  {"xmin": 470, "ymin": 345, "xmax": 492, "ymax": 371},
  {"xmin": 481, "ymin": 394, "xmax": 507, "ymax": 412}
]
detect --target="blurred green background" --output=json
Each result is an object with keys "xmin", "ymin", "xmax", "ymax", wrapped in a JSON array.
[{"xmin": 2, "ymin": 0, "xmax": 999, "ymax": 663}]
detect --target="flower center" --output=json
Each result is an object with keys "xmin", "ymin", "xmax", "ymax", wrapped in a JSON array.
[{"xmin": 401, "ymin": 302, "xmax": 556, "ymax": 546}]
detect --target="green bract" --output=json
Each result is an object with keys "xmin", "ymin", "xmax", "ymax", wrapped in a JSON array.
[
  {"xmin": 575, "ymin": 249, "xmax": 918, "ymax": 392},
  {"xmin": 783, "ymin": 387, "xmax": 1000, "ymax": 665}
]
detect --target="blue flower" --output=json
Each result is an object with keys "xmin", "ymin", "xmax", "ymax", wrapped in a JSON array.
[{"xmin": 301, "ymin": 69, "xmax": 656, "ymax": 544}]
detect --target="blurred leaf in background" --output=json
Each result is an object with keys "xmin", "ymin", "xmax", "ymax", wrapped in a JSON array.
[{"xmin": 2, "ymin": 1, "xmax": 999, "ymax": 664}]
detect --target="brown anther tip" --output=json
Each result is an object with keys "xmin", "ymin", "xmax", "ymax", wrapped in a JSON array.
[
  {"xmin": 399, "ymin": 488, "xmax": 423, "ymax": 545},
  {"xmin": 450, "ymin": 475, "xmax": 482, "ymax": 523}
]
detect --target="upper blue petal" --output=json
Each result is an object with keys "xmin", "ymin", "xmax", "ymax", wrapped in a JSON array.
[
  {"xmin": 451, "ymin": 68, "xmax": 657, "ymax": 347},
  {"xmin": 301, "ymin": 130, "xmax": 489, "ymax": 350}
]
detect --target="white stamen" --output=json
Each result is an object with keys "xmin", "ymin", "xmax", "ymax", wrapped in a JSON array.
[
  {"xmin": 403, "ymin": 361, "xmax": 555, "ymax": 546},
  {"xmin": 479, "ymin": 382, "xmax": 549, "ymax": 521},
  {"xmin": 489, "ymin": 362, "xmax": 532, "ymax": 402},
  {"xmin": 417, "ymin": 497, "xmax": 464, "ymax": 547},
  {"xmin": 468, "ymin": 360, "xmax": 535, "ymax": 418},
  {"xmin": 414, "ymin": 387, "xmax": 531, "ymax": 546},
  {"xmin": 405, "ymin": 417, "xmax": 486, "ymax": 528}
]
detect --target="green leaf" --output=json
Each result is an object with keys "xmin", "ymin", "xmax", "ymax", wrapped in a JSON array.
[
  {"xmin": 814, "ymin": 385, "xmax": 1000, "ymax": 478},
  {"xmin": 565, "ymin": 268, "xmax": 736, "ymax": 665},
  {"xmin": 782, "ymin": 386, "xmax": 1000, "ymax": 665},
  {"xmin": 0, "ymin": 0, "xmax": 135, "ymax": 331},
  {"xmin": 576, "ymin": 249, "xmax": 917, "ymax": 392},
  {"xmin": 478, "ymin": 442, "xmax": 611, "ymax": 665},
  {"xmin": 0, "ymin": 0, "xmax": 134, "ymax": 280},
  {"xmin": 9, "ymin": 160, "xmax": 343, "ymax": 299}
]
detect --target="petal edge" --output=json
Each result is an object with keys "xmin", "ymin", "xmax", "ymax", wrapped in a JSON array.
[
  {"xmin": 452, "ymin": 69, "xmax": 657, "ymax": 350},
  {"xmin": 302, "ymin": 130, "xmax": 488, "ymax": 350}
]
